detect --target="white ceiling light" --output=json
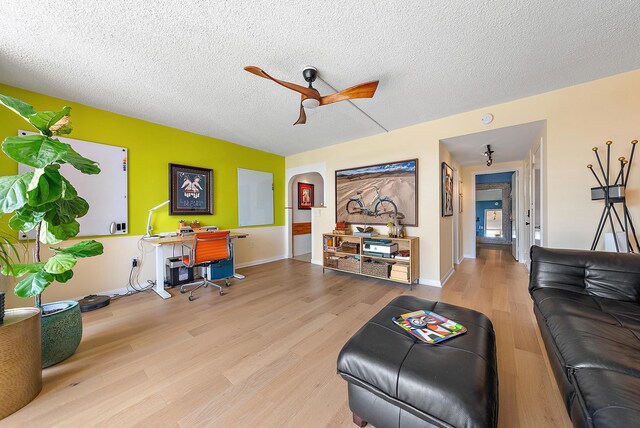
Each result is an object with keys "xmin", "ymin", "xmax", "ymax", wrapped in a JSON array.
[
  {"xmin": 301, "ymin": 98, "xmax": 320, "ymax": 109},
  {"xmin": 481, "ymin": 113, "xmax": 494, "ymax": 125}
]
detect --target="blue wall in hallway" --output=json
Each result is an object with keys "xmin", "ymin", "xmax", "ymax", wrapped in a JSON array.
[{"xmin": 476, "ymin": 172, "xmax": 514, "ymax": 184}]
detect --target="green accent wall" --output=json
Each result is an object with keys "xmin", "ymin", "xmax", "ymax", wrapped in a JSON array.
[{"xmin": 0, "ymin": 84, "xmax": 285, "ymax": 235}]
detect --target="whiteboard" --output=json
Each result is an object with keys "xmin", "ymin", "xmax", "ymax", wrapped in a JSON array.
[
  {"xmin": 18, "ymin": 130, "xmax": 128, "ymax": 238},
  {"xmin": 237, "ymin": 168, "xmax": 274, "ymax": 227}
]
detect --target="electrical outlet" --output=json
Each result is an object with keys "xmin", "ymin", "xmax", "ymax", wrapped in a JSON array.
[{"xmin": 131, "ymin": 258, "xmax": 138, "ymax": 268}]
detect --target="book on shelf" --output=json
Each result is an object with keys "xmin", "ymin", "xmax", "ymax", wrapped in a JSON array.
[
  {"xmin": 392, "ymin": 310, "xmax": 467, "ymax": 344},
  {"xmin": 390, "ymin": 272, "xmax": 409, "ymax": 281},
  {"xmin": 391, "ymin": 264, "xmax": 409, "ymax": 273}
]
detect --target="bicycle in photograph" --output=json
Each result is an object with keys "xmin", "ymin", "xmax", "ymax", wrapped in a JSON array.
[{"xmin": 346, "ymin": 185, "xmax": 402, "ymax": 219}]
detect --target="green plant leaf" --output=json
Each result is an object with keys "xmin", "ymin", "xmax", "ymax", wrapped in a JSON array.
[
  {"xmin": 44, "ymin": 253, "xmax": 77, "ymax": 274},
  {"xmin": 29, "ymin": 107, "xmax": 71, "ymax": 135},
  {"xmin": 44, "ymin": 196, "xmax": 89, "ymax": 226},
  {"xmin": 8, "ymin": 206, "xmax": 47, "ymax": 232},
  {"xmin": 2, "ymin": 135, "xmax": 70, "ymax": 167},
  {"xmin": 54, "ymin": 270, "xmax": 74, "ymax": 283},
  {"xmin": 0, "ymin": 94, "xmax": 73, "ymax": 136},
  {"xmin": 59, "ymin": 147, "xmax": 100, "ymax": 175},
  {"xmin": 39, "ymin": 221, "xmax": 62, "ymax": 244},
  {"xmin": 1, "ymin": 262, "xmax": 45, "ymax": 277},
  {"xmin": 14, "ymin": 271, "xmax": 54, "ymax": 298},
  {"xmin": 27, "ymin": 165, "xmax": 64, "ymax": 206},
  {"xmin": 0, "ymin": 173, "xmax": 33, "ymax": 213},
  {"xmin": 0, "ymin": 94, "xmax": 37, "ymax": 121},
  {"xmin": 51, "ymin": 240, "xmax": 104, "ymax": 258},
  {"xmin": 61, "ymin": 176, "xmax": 77, "ymax": 200},
  {"xmin": 48, "ymin": 221, "xmax": 80, "ymax": 240}
]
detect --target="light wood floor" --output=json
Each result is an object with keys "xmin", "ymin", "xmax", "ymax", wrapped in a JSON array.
[{"xmin": 4, "ymin": 247, "xmax": 571, "ymax": 428}]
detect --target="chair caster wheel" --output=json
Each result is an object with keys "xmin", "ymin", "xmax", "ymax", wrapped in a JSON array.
[
  {"xmin": 188, "ymin": 295, "xmax": 195, "ymax": 301},
  {"xmin": 180, "ymin": 289, "xmax": 186, "ymax": 294},
  {"xmin": 219, "ymin": 290, "xmax": 224, "ymax": 296}
]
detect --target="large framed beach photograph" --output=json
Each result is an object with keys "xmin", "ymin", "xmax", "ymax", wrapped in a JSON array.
[
  {"xmin": 335, "ymin": 159, "xmax": 418, "ymax": 226},
  {"xmin": 169, "ymin": 163, "xmax": 213, "ymax": 215}
]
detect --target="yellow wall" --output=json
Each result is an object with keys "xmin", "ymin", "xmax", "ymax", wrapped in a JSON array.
[
  {"xmin": 0, "ymin": 84, "xmax": 285, "ymax": 307},
  {"xmin": 287, "ymin": 69, "xmax": 640, "ymax": 284},
  {"xmin": 0, "ymin": 84, "xmax": 285, "ymax": 233}
]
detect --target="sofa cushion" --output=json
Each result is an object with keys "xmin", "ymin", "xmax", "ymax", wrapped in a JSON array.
[
  {"xmin": 544, "ymin": 313, "xmax": 640, "ymax": 377},
  {"xmin": 571, "ymin": 368, "xmax": 640, "ymax": 427},
  {"xmin": 532, "ymin": 288, "xmax": 620, "ymax": 325}
]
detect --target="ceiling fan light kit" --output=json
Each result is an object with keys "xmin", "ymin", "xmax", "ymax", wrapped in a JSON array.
[{"xmin": 244, "ymin": 65, "xmax": 379, "ymax": 125}]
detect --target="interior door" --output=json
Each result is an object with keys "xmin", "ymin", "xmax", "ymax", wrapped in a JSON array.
[
  {"xmin": 522, "ymin": 156, "xmax": 532, "ymax": 267},
  {"xmin": 511, "ymin": 171, "xmax": 518, "ymax": 260},
  {"xmin": 532, "ymin": 144, "xmax": 542, "ymax": 247}
]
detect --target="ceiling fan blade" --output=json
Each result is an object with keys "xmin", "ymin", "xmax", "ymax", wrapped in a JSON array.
[
  {"xmin": 244, "ymin": 66, "xmax": 319, "ymax": 98},
  {"xmin": 293, "ymin": 104, "xmax": 306, "ymax": 125},
  {"xmin": 320, "ymin": 80, "xmax": 379, "ymax": 106}
]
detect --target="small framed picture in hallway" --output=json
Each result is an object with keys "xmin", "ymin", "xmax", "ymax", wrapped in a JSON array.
[
  {"xmin": 298, "ymin": 182, "xmax": 314, "ymax": 210},
  {"xmin": 442, "ymin": 162, "xmax": 454, "ymax": 217}
]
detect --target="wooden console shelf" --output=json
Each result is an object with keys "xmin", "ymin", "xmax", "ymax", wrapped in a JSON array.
[{"xmin": 322, "ymin": 233, "xmax": 419, "ymax": 285}]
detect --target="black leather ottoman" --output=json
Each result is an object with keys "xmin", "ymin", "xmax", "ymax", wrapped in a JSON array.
[{"xmin": 337, "ymin": 296, "xmax": 498, "ymax": 428}]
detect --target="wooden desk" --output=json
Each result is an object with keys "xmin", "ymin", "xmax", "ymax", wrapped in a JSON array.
[{"xmin": 144, "ymin": 232, "xmax": 248, "ymax": 299}]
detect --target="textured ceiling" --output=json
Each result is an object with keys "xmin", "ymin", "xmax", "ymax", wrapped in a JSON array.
[
  {"xmin": 441, "ymin": 121, "xmax": 545, "ymax": 166},
  {"xmin": 1, "ymin": 2, "xmax": 639, "ymax": 156}
]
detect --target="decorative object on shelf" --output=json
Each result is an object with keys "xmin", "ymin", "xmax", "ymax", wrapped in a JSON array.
[
  {"xmin": 332, "ymin": 221, "xmax": 351, "ymax": 235},
  {"xmin": 179, "ymin": 220, "xmax": 186, "ymax": 228},
  {"xmin": 297, "ymin": 182, "xmax": 314, "ymax": 210},
  {"xmin": 442, "ymin": 162, "xmax": 454, "ymax": 217},
  {"xmin": 588, "ymin": 140, "xmax": 639, "ymax": 252},
  {"xmin": 0, "ymin": 94, "xmax": 104, "ymax": 367},
  {"xmin": 190, "ymin": 220, "xmax": 201, "ymax": 229},
  {"xmin": 169, "ymin": 163, "xmax": 213, "ymax": 216},
  {"xmin": 483, "ymin": 145, "xmax": 494, "ymax": 167},
  {"xmin": 336, "ymin": 159, "xmax": 418, "ymax": 226}
]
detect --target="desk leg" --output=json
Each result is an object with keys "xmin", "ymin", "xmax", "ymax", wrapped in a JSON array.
[
  {"xmin": 231, "ymin": 238, "xmax": 245, "ymax": 280},
  {"xmin": 153, "ymin": 245, "xmax": 172, "ymax": 299}
]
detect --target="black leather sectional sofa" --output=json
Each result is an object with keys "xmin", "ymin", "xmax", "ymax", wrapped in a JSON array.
[{"xmin": 529, "ymin": 246, "xmax": 640, "ymax": 428}]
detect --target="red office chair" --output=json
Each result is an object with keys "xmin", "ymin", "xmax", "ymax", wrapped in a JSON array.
[{"xmin": 179, "ymin": 231, "xmax": 232, "ymax": 301}]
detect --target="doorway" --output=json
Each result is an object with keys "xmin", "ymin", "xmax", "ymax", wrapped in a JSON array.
[
  {"xmin": 290, "ymin": 172, "xmax": 324, "ymax": 262},
  {"xmin": 475, "ymin": 171, "xmax": 516, "ymax": 259}
]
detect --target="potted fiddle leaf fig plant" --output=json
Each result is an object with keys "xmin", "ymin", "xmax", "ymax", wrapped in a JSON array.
[{"xmin": 0, "ymin": 93, "xmax": 104, "ymax": 367}]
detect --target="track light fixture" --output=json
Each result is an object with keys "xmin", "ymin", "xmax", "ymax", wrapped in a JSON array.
[{"xmin": 483, "ymin": 145, "xmax": 494, "ymax": 167}]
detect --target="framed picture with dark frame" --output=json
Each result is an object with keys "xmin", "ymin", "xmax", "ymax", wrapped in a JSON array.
[
  {"xmin": 169, "ymin": 163, "xmax": 213, "ymax": 215},
  {"xmin": 335, "ymin": 159, "xmax": 418, "ymax": 226},
  {"xmin": 298, "ymin": 182, "xmax": 314, "ymax": 210},
  {"xmin": 441, "ymin": 162, "xmax": 454, "ymax": 217}
]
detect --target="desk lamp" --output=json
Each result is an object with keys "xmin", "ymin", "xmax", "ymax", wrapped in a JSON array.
[{"xmin": 144, "ymin": 200, "xmax": 169, "ymax": 238}]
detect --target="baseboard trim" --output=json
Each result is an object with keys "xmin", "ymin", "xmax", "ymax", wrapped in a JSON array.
[
  {"xmin": 311, "ymin": 259, "xmax": 322, "ymax": 266},
  {"xmin": 72, "ymin": 286, "xmax": 130, "ymax": 301},
  {"xmin": 440, "ymin": 267, "xmax": 455, "ymax": 286},
  {"xmin": 463, "ymin": 253, "xmax": 476, "ymax": 259},
  {"xmin": 419, "ymin": 278, "xmax": 442, "ymax": 288},
  {"xmin": 235, "ymin": 255, "xmax": 287, "ymax": 269}
]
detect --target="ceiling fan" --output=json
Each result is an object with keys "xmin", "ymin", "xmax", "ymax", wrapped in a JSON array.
[{"xmin": 244, "ymin": 66, "xmax": 379, "ymax": 125}]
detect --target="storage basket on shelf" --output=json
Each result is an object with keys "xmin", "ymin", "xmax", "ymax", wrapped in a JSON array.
[
  {"xmin": 325, "ymin": 256, "xmax": 339, "ymax": 268},
  {"xmin": 337, "ymin": 256, "xmax": 360, "ymax": 273},
  {"xmin": 362, "ymin": 259, "xmax": 391, "ymax": 278},
  {"xmin": 339, "ymin": 242, "xmax": 360, "ymax": 254}
]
